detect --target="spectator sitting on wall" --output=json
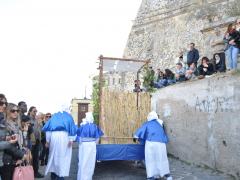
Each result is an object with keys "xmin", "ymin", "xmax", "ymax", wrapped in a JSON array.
[
  {"xmin": 154, "ymin": 69, "xmax": 175, "ymax": 89},
  {"xmin": 213, "ymin": 53, "xmax": 226, "ymax": 73},
  {"xmin": 154, "ymin": 75, "xmax": 167, "ymax": 89},
  {"xmin": 175, "ymin": 51, "xmax": 186, "ymax": 68},
  {"xmin": 165, "ymin": 69, "xmax": 176, "ymax": 85},
  {"xmin": 175, "ymin": 63, "xmax": 186, "ymax": 82},
  {"xmin": 185, "ymin": 63, "xmax": 198, "ymax": 80},
  {"xmin": 155, "ymin": 69, "xmax": 164, "ymax": 82},
  {"xmin": 187, "ymin": 43, "xmax": 199, "ymax": 67},
  {"xmin": 133, "ymin": 80, "xmax": 142, "ymax": 92},
  {"xmin": 198, "ymin": 57, "xmax": 214, "ymax": 77}
]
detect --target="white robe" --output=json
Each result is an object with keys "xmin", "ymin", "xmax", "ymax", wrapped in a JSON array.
[
  {"xmin": 145, "ymin": 140, "xmax": 170, "ymax": 178},
  {"xmin": 77, "ymin": 141, "xmax": 96, "ymax": 180},
  {"xmin": 45, "ymin": 131, "xmax": 72, "ymax": 177}
]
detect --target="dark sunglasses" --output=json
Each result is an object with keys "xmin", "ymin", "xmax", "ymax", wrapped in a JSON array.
[
  {"xmin": 10, "ymin": 109, "xmax": 19, "ymax": 113},
  {"xmin": 46, "ymin": 115, "xmax": 51, "ymax": 118},
  {"xmin": 0, "ymin": 101, "xmax": 8, "ymax": 106}
]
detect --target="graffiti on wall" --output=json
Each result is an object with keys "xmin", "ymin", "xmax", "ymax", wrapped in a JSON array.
[{"xmin": 195, "ymin": 96, "xmax": 234, "ymax": 113}]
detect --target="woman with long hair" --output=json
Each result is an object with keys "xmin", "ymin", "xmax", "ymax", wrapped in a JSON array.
[
  {"xmin": 198, "ymin": 57, "xmax": 214, "ymax": 76},
  {"xmin": 1, "ymin": 103, "xmax": 26, "ymax": 180},
  {"xmin": 164, "ymin": 69, "xmax": 176, "ymax": 85},
  {"xmin": 5, "ymin": 103, "xmax": 23, "ymax": 147},
  {"xmin": 224, "ymin": 23, "xmax": 240, "ymax": 71},
  {"xmin": 28, "ymin": 106, "xmax": 44, "ymax": 178},
  {"xmin": 212, "ymin": 53, "xmax": 226, "ymax": 73}
]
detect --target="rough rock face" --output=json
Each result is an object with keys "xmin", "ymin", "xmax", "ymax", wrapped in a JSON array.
[
  {"xmin": 124, "ymin": 0, "xmax": 239, "ymax": 70},
  {"xmin": 106, "ymin": 0, "xmax": 239, "ymax": 91}
]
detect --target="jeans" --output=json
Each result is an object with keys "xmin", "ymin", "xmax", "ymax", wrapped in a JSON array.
[
  {"xmin": 167, "ymin": 79, "xmax": 176, "ymax": 85},
  {"xmin": 154, "ymin": 79, "xmax": 167, "ymax": 88},
  {"xmin": 227, "ymin": 45, "xmax": 239, "ymax": 70}
]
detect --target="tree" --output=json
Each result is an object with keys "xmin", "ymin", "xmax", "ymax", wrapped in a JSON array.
[{"xmin": 92, "ymin": 77, "xmax": 100, "ymax": 125}]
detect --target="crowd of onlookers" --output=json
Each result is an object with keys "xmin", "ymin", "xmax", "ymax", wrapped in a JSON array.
[
  {"xmin": 134, "ymin": 19, "xmax": 240, "ymax": 92},
  {"xmin": 0, "ymin": 93, "xmax": 51, "ymax": 179}
]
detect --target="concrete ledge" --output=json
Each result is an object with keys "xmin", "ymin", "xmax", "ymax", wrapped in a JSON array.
[{"xmin": 151, "ymin": 74, "xmax": 240, "ymax": 178}]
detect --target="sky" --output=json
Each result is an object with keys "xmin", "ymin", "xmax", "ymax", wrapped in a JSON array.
[{"xmin": 0, "ymin": 0, "xmax": 141, "ymax": 113}]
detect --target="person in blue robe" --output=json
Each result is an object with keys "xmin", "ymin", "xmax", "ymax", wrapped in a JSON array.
[
  {"xmin": 76, "ymin": 112, "xmax": 103, "ymax": 180},
  {"xmin": 134, "ymin": 111, "xmax": 172, "ymax": 180},
  {"xmin": 42, "ymin": 109, "xmax": 77, "ymax": 180}
]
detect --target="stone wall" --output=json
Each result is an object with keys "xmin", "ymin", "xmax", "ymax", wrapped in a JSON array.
[
  {"xmin": 151, "ymin": 74, "xmax": 240, "ymax": 177},
  {"xmin": 120, "ymin": 0, "xmax": 239, "ymax": 91}
]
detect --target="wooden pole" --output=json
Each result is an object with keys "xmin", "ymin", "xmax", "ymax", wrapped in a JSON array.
[
  {"xmin": 100, "ymin": 56, "xmax": 150, "ymax": 63},
  {"xmin": 136, "ymin": 70, "xmax": 140, "ymax": 110},
  {"xmin": 99, "ymin": 55, "xmax": 104, "ymax": 131}
]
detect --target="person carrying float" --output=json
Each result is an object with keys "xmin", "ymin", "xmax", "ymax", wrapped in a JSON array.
[
  {"xmin": 42, "ymin": 106, "xmax": 77, "ymax": 180},
  {"xmin": 76, "ymin": 112, "xmax": 104, "ymax": 180},
  {"xmin": 134, "ymin": 111, "xmax": 172, "ymax": 180}
]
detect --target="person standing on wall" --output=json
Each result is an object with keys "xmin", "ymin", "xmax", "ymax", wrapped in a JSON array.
[
  {"xmin": 187, "ymin": 43, "xmax": 200, "ymax": 67},
  {"xmin": 224, "ymin": 23, "xmax": 240, "ymax": 72}
]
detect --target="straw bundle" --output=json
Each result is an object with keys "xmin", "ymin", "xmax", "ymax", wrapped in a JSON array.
[{"xmin": 101, "ymin": 89, "xmax": 151, "ymax": 144}]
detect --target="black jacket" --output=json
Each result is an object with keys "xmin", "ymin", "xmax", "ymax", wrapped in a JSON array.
[
  {"xmin": 3, "ymin": 143, "xmax": 24, "ymax": 166},
  {"xmin": 187, "ymin": 48, "xmax": 199, "ymax": 65},
  {"xmin": 214, "ymin": 53, "xmax": 226, "ymax": 73},
  {"xmin": 0, "ymin": 124, "xmax": 11, "ymax": 166},
  {"xmin": 0, "ymin": 119, "xmax": 24, "ymax": 166},
  {"xmin": 198, "ymin": 63, "xmax": 214, "ymax": 76},
  {"xmin": 229, "ymin": 30, "xmax": 240, "ymax": 48},
  {"xmin": 0, "ymin": 124, "xmax": 24, "ymax": 166}
]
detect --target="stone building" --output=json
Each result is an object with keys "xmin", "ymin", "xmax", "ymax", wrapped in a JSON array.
[{"xmin": 119, "ymin": 0, "xmax": 239, "ymax": 90}]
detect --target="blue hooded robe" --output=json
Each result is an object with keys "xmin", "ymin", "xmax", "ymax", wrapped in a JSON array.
[
  {"xmin": 134, "ymin": 119, "xmax": 168, "ymax": 144},
  {"xmin": 76, "ymin": 123, "xmax": 103, "ymax": 142},
  {"xmin": 42, "ymin": 111, "xmax": 77, "ymax": 136}
]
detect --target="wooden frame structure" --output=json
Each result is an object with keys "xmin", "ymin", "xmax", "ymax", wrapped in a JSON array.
[{"xmin": 98, "ymin": 55, "xmax": 150, "ymax": 130}]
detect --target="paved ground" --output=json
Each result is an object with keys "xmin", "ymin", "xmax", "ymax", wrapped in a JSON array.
[{"xmin": 38, "ymin": 144, "xmax": 235, "ymax": 180}]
